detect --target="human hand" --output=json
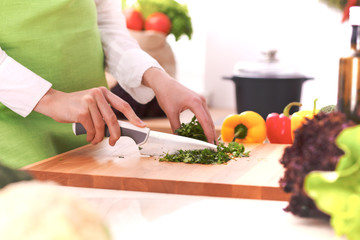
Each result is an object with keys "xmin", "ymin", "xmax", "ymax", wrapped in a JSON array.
[
  {"xmin": 34, "ymin": 87, "xmax": 145, "ymax": 146},
  {"xmin": 142, "ymin": 68, "xmax": 217, "ymax": 144}
]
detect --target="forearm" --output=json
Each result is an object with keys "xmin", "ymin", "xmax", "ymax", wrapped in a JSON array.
[
  {"xmin": 142, "ymin": 67, "xmax": 176, "ymax": 93},
  {"xmin": 94, "ymin": 0, "xmax": 163, "ymax": 104}
]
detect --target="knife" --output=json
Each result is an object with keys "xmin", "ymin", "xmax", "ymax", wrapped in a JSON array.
[{"xmin": 72, "ymin": 120, "xmax": 217, "ymax": 156}]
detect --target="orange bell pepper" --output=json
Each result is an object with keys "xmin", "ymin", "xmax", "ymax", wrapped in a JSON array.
[
  {"xmin": 221, "ymin": 111, "xmax": 267, "ymax": 143},
  {"xmin": 291, "ymin": 99, "xmax": 319, "ymax": 140}
]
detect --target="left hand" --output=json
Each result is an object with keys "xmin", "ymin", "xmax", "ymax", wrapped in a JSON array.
[{"xmin": 142, "ymin": 68, "xmax": 217, "ymax": 144}]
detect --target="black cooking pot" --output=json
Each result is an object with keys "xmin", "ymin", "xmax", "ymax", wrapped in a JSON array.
[{"xmin": 223, "ymin": 51, "xmax": 313, "ymax": 119}]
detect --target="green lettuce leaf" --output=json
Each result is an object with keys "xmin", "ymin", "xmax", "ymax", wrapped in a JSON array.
[{"xmin": 304, "ymin": 125, "xmax": 360, "ymax": 240}]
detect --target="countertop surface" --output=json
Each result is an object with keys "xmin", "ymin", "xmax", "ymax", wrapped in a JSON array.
[{"xmin": 56, "ymin": 186, "xmax": 342, "ymax": 240}]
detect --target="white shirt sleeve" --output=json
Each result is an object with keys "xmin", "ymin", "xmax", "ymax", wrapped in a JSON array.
[
  {"xmin": 0, "ymin": 48, "xmax": 52, "ymax": 117},
  {"xmin": 94, "ymin": 0, "xmax": 163, "ymax": 104},
  {"xmin": 0, "ymin": 1, "xmax": 159, "ymax": 118}
]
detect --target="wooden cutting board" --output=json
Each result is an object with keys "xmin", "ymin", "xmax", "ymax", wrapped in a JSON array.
[{"xmin": 22, "ymin": 138, "xmax": 290, "ymax": 201}]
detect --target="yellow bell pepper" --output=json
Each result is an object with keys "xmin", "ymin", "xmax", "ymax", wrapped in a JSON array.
[
  {"xmin": 221, "ymin": 111, "xmax": 267, "ymax": 143},
  {"xmin": 291, "ymin": 99, "xmax": 319, "ymax": 140}
]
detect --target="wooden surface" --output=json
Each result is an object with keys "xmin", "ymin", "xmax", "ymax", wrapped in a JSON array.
[{"xmin": 23, "ymin": 137, "xmax": 290, "ymax": 201}]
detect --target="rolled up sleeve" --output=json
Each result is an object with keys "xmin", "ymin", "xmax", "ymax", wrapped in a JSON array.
[
  {"xmin": 95, "ymin": 0, "xmax": 164, "ymax": 104},
  {"xmin": 0, "ymin": 48, "xmax": 52, "ymax": 117}
]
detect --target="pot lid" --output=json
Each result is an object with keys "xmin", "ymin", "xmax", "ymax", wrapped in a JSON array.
[{"xmin": 233, "ymin": 50, "xmax": 308, "ymax": 79}]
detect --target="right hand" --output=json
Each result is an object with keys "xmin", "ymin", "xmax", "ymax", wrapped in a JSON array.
[
  {"xmin": 33, "ymin": 87, "xmax": 145, "ymax": 146},
  {"xmin": 142, "ymin": 68, "xmax": 217, "ymax": 144}
]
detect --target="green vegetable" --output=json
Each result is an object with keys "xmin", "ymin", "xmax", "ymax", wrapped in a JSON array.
[
  {"xmin": 160, "ymin": 142, "xmax": 250, "ymax": 165},
  {"xmin": 319, "ymin": 0, "xmax": 348, "ymax": 11},
  {"xmin": 175, "ymin": 116, "xmax": 207, "ymax": 142},
  {"xmin": 304, "ymin": 125, "xmax": 360, "ymax": 240},
  {"xmin": 0, "ymin": 181, "xmax": 111, "ymax": 240},
  {"xmin": 319, "ymin": 104, "xmax": 337, "ymax": 113},
  {"xmin": 132, "ymin": 0, "xmax": 193, "ymax": 41}
]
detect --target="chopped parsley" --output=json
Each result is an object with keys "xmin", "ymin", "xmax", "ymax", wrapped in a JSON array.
[
  {"xmin": 175, "ymin": 116, "xmax": 207, "ymax": 142},
  {"xmin": 159, "ymin": 142, "xmax": 250, "ymax": 165}
]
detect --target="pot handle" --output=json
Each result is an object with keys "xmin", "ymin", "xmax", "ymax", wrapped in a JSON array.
[{"xmin": 303, "ymin": 77, "xmax": 314, "ymax": 81}]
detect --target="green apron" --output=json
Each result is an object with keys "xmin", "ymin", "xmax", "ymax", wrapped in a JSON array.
[{"xmin": 0, "ymin": 0, "xmax": 108, "ymax": 168}]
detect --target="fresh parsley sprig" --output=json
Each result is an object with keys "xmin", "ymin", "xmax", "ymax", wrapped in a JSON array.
[{"xmin": 175, "ymin": 116, "xmax": 207, "ymax": 142}]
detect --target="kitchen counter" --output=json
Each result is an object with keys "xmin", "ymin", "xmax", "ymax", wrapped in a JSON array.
[
  {"xmin": 56, "ymin": 186, "xmax": 342, "ymax": 240},
  {"xmin": 20, "ymin": 107, "xmax": 343, "ymax": 239}
]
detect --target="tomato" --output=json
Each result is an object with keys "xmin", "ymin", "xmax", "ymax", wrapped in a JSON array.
[
  {"xmin": 145, "ymin": 12, "xmax": 171, "ymax": 35},
  {"xmin": 123, "ymin": 8, "xmax": 144, "ymax": 31}
]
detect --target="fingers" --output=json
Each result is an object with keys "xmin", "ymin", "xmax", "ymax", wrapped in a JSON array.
[
  {"xmin": 167, "ymin": 110, "xmax": 181, "ymax": 135},
  {"xmin": 37, "ymin": 87, "xmax": 142, "ymax": 146},
  {"xmin": 78, "ymin": 88, "xmax": 116, "ymax": 145},
  {"xmin": 77, "ymin": 97, "xmax": 97, "ymax": 143},
  {"xmin": 93, "ymin": 88, "xmax": 120, "ymax": 146},
  {"xmin": 166, "ymin": 94, "xmax": 217, "ymax": 145},
  {"xmin": 142, "ymin": 69, "xmax": 216, "ymax": 144},
  {"xmin": 189, "ymin": 96, "xmax": 217, "ymax": 144},
  {"xmin": 81, "ymin": 94, "xmax": 105, "ymax": 144},
  {"xmin": 102, "ymin": 88, "xmax": 145, "ymax": 128},
  {"xmin": 79, "ymin": 87, "xmax": 142, "ymax": 146}
]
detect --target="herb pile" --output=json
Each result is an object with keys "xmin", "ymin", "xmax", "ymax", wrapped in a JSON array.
[
  {"xmin": 160, "ymin": 142, "xmax": 250, "ymax": 165},
  {"xmin": 161, "ymin": 115, "xmax": 250, "ymax": 164},
  {"xmin": 175, "ymin": 116, "xmax": 207, "ymax": 142}
]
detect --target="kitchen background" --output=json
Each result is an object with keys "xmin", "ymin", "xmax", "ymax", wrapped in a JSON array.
[{"xmin": 160, "ymin": 0, "xmax": 350, "ymax": 111}]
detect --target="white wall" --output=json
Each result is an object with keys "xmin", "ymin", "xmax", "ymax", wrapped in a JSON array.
[{"xmin": 168, "ymin": 0, "xmax": 351, "ymax": 110}]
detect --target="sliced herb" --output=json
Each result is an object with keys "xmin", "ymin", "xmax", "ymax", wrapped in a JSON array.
[
  {"xmin": 175, "ymin": 116, "xmax": 207, "ymax": 142},
  {"xmin": 159, "ymin": 142, "xmax": 250, "ymax": 165}
]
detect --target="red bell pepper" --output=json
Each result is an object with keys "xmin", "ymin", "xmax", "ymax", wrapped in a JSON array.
[
  {"xmin": 266, "ymin": 102, "xmax": 302, "ymax": 144},
  {"xmin": 342, "ymin": 0, "xmax": 358, "ymax": 23}
]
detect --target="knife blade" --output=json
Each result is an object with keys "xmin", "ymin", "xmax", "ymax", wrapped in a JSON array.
[{"xmin": 72, "ymin": 120, "xmax": 217, "ymax": 156}]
